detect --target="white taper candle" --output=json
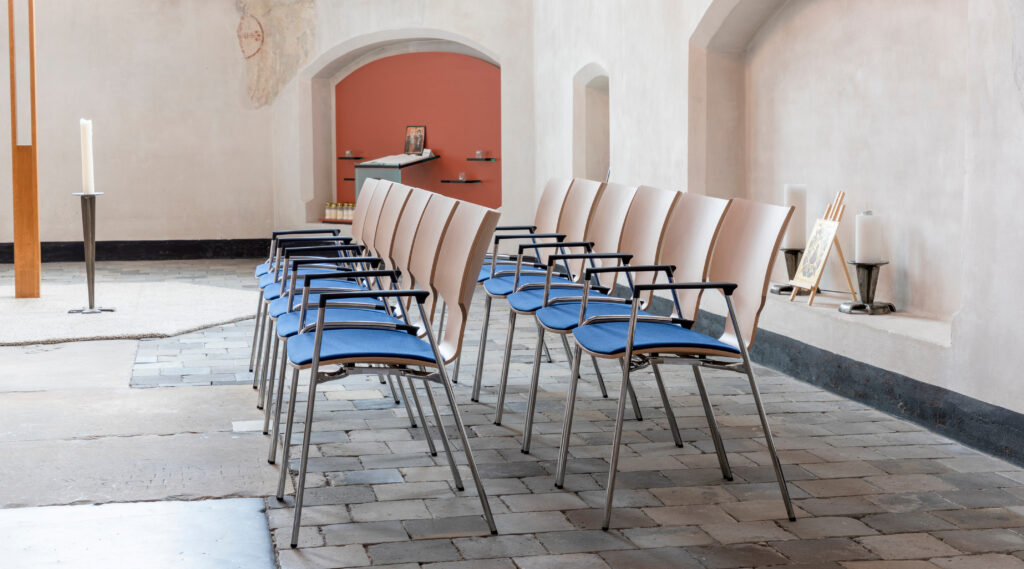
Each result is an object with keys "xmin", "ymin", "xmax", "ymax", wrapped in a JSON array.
[
  {"xmin": 782, "ymin": 184, "xmax": 807, "ymax": 249},
  {"xmin": 855, "ymin": 211, "xmax": 884, "ymax": 263},
  {"xmin": 80, "ymin": 119, "xmax": 95, "ymax": 194}
]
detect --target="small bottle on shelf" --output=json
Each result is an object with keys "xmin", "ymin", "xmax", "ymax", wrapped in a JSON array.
[{"xmin": 325, "ymin": 202, "xmax": 332, "ymax": 220}]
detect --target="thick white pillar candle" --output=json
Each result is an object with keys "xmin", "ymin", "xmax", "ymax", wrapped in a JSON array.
[
  {"xmin": 781, "ymin": 184, "xmax": 806, "ymax": 249},
  {"xmin": 855, "ymin": 211, "xmax": 884, "ymax": 263},
  {"xmin": 80, "ymin": 119, "xmax": 95, "ymax": 194}
]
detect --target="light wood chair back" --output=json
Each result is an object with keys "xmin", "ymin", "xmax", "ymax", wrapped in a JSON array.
[
  {"xmin": 361, "ymin": 181, "xmax": 393, "ymax": 251},
  {"xmin": 392, "ymin": 188, "xmax": 432, "ymax": 288},
  {"xmin": 351, "ymin": 178, "xmax": 379, "ymax": 242},
  {"xmin": 583, "ymin": 182, "xmax": 638, "ymax": 290},
  {"xmin": 708, "ymin": 198, "xmax": 792, "ymax": 350},
  {"xmin": 435, "ymin": 202, "xmax": 501, "ymax": 362},
  {"xmin": 657, "ymin": 194, "xmax": 731, "ymax": 322},
  {"xmin": 533, "ymin": 178, "xmax": 573, "ymax": 233},
  {"xmin": 557, "ymin": 178, "xmax": 604, "ymax": 277},
  {"xmin": 617, "ymin": 185, "xmax": 681, "ymax": 305},
  {"xmin": 409, "ymin": 193, "xmax": 459, "ymax": 321},
  {"xmin": 374, "ymin": 183, "xmax": 413, "ymax": 267}
]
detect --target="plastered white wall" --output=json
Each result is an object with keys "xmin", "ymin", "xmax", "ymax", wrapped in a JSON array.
[
  {"xmin": 744, "ymin": 0, "xmax": 967, "ymax": 319},
  {"xmin": 0, "ymin": 0, "xmax": 275, "ymax": 242}
]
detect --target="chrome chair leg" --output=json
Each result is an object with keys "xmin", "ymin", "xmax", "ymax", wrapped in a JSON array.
[
  {"xmin": 407, "ymin": 378, "xmax": 437, "ymax": 456},
  {"xmin": 386, "ymin": 375, "xmax": 401, "ymax": 404},
  {"xmin": 290, "ymin": 363, "xmax": 322, "ymax": 547},
  {"xmin": 471, "ymin": 296, "xmax": 492, "ymax": 402},
  {"xmin": 261, "ymin": 338, "xmax": 280, "ymax": 434},
  {"xmin": 493, "ymin": 312, "xmax": 517, "ymax": 425},
  {"xmin": 451, "ymin": 355, "xmax": 461, "ymax": 384},
  {"xmin": 266, "ymin": 343, "xmax": 288, "ymax": 449},
  {"xmin": 602, "ymin": 356, "xmax": 634, "ymax": 530},
  {"xmin": 554, "ymin": 346, "xmax": 584, "ymax": 488},
  {"xmin": 276, "ymin": 368, "xmax": 302, "ymax": 498},
  {"xmin": 542, "ymin": 336, "xmax": 553, "ymax": 363},
  {"xmin": 436, "ymin": 366, "xmax": 497, "ymax": 534},
  {"xmin": 253, "ymin": 305, "xmax": 268, "ymax": 389},
  {"xmin": 692, "ymin": 365, "xmax": 732, "ymax": 480},
  {"xmin": 257, "ymin": 332, "xmax": 278, "ymax": 410},
  {"xmin": 423, "ymin": 380, "xmax": 464, "ymax": 490},
  {"xmin": 651, "ymin": 363, "xmax": 683, "ymax": 447},
  {"xmin": 521, "ymin": 323, "xmax": 547, "ymax": 454},
  {"xmin": 591, "ymin": 355, "xmax": 609, "ymax": 398},
  {"xmin": 249, "ymin": 293, "xmax": 264, "ymax": 372},
  {"xmin": 559, "ymin": 334, "xmax": 573, "ymax": 361},
  {"xmin": 396, "ymin": 376, "xmax": 417, "ymax": 428},
  {"xmin": 743, "ymin": 363, "xmax": 796, "ymax": 521},
  {"xmin": 618, "ymin": 359, "xmax": 644, "ymax": 421}
]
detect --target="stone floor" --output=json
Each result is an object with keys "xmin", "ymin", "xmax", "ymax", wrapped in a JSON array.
[
  {"xmin": 131, "ymin": 321, "xmax": 254, "ymax": 387},
  {"xmin": 4, "ymin": 260, "xmax": 1024, "ymax": 568},
  {"xmin": 267, "ymin": 292, "xmax": 1024, "ymax": 569}
]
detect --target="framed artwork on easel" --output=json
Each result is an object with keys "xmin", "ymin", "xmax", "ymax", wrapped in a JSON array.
[{"xmin": 789, "ymin": 191, "xmax": 858, "ymax": 306}]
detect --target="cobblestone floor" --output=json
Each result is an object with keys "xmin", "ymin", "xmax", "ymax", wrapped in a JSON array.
[
  {"xmin": 131, "ymin": 321, "xmax": 254, "ymax": 387},
  {"xmin": 253, "ymin": 292, "xmax": 1024, "ymax": 569}
]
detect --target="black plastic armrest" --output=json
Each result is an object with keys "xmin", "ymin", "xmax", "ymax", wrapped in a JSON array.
[
  {"xmin": 284, "ymin": 244, "xmax": 363, "ymax": 256},
  {"xmin": 584, "ymin": 264, "xmax": 674, "ymax": 280},
  {"xmin": 318, "ymin": 289, "xmax": 429, "ymax": 308},
  {"xmin": 518, "ymin": 241, "xmax": 592, "ymax": 254},
  {"xmin": 291, "ymin": 257, "xmax": 380, "ymax": 269},
  {"xmin": 633, "ymin": 281, "xmax": 738, "ymax": 298},
  {"xmin": 494, "ymin": 232, "xmax": 565, "ymax": 245},
  {"xmin": 272, "ymin": 229, "xmax": 341, "ymax": 238},
  {"xmin": 277, "ymin": 236, "xmax": 351, "ymax": 246},
  {"xmin": 547, "ymin": 252, "xmax": 633, "ymax": 267},
  {"xmin": 303, "ymin": 269, "xmax": 397, "ymax": 286},
  {"xmin": 495, "ymin": 225, "xmax": 537, "ymax": 232}
]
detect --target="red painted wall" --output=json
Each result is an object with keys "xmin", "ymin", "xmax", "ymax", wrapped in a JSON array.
[{"xmin": 335, "ymin": 52, "xmax": 501, "ymax": 208}]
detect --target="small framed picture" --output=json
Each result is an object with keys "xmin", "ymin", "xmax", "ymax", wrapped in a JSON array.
[{"xmin": 404, "ymin": 125, "xmax": 426, "ymax": 154}]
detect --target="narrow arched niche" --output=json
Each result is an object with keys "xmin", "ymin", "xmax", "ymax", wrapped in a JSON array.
[{"xmin": 572, "ymin": 63, "xmax": 610, "ymax": 181}]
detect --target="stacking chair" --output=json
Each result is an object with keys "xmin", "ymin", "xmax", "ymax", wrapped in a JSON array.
[
  {"xmin": 498, "ymin": 184, "xmax": 678, "ymax": 435},
  {"xmin": 266, "ymin": 192, "xmax": 459, "ymax": 462},
  {"xmin": 556, "ymin": 197, "xmax": 796, "ymax": 529},
  {"xmin": 276, "ymin": 201, "xmax": 501, "ymax": 546}
]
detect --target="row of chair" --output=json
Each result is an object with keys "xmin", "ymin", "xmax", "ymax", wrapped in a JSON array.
[
  {"xmin": 250, "ymin": 180, "xmax": 500, "ymax": 546},
  {"xmin": 470, "ymin": 178, "xmax": 797, "ymax": 529},
  {"xmin": 249, "ymin": 175, "xmax": 797, "ymax": 544}
]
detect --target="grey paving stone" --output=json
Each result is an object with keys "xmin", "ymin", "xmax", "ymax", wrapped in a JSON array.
[
  {"xmin": 700, "ymin": 520, "xmax": 797, "ymax": 544},
  {"xmin": 931, "ymin": 553, "xmax": 1024, "ymax": 569},
  {"xmin": 403, "ymin": 515, "xmax": 493, "ymax": 540},
  {"xmin": 277, "ymin": 545, "xmax": 370, "ymax": 569},
  {"xmin": 535, "ymin": 529, "xmax": 635, "ymax": 554},
  {"xmin": 687, "ymin": 543, "xmax": 790, "ymax": 568},
  {"xmin": 933, "ymin": 529, "xmax": 1024, "ymax": 553},
  {"xmin": 932, "ymin": 507, "xmax": 1024, "ymax": 529},
  {"xmin": 453, "ymin": 534, "xmax": 546, "ymax": 559},
  {"xmin": 322, "ymin": 521, "xmax": 409, "ymax": 546},
  {"xmin": 858, "ymin": 533, "xmax": 963, "ymax": 559},
  {"xmin": 599, "ymin": 546, "xmax": 704, "ymax": 569},
  {"xmin": 366, "ymin": 539, "xmax": 460, "ymax": 565},
  {"xmin": 861, "ymin": 512, "xmax": 957, "ymax": 533},
  {"xmin": 512, "ymin": 553, "xmax": 612, "ymax": 569}
]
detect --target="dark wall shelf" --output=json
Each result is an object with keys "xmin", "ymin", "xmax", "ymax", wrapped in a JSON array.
[
  {"xmin": 441, "ymin": 179, "xmax": 482, "ymax": 184},
  {"xmin": 337, "ymin": 156, "xmax": 364, "ymax": 160},
  {"xmin": 319, "ymin": 218, "xmax": 353, "ymax": 225},
  {"xmin": 343, "ymin": 177, "xmax": 355, "ymax": 181},
  {"xmin": 466, "ymin": 157, "xmax": 497, "ymax": 162}
]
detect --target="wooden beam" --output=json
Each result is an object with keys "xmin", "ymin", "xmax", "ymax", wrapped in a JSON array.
[{"xmin": 8, "ymin": 0, "xmax": 40, "ymax": 298}]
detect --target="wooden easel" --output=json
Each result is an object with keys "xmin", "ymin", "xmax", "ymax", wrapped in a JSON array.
[{"xmin": 788, "ymin": 192, "xmax": 857, "ymax": 306}]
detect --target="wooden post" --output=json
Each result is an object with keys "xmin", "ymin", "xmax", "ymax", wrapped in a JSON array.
[{"xmin": 8, "ymin": 0, "xmax": 40, "ymax": 298}]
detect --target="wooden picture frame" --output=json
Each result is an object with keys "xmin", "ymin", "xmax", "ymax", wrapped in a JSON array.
[
  {"xmin": 404, "ymin": 125, "xmax": 425, "ymax": 154},
  {"xmin": 790, "ymin": 219, "xmax": 839, "ymax": 290}
]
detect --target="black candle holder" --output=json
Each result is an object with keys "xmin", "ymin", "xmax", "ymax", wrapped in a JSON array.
[
  {"xmin": 769, "ymin": 248, "xmax": 810, "ymax": 295},
  {"xmin": 68, "ymin": 192, "xmax": 115, "ymax": 314},
  {"xmin": 838, "ymin": 261, "xmax": 895, "ymax": 315}
]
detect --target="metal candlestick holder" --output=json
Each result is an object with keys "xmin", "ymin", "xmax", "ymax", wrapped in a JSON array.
[
  {"xmin": 68, "ymin": 192, "xmax": 115, "ymax": 314},
  {"xmin": 769, "ymin": 248, "xmax": 810, "ymax": 295},
  {"xmin": 839, "ymin": 261, "xmax": 895, "ymax": 315}
]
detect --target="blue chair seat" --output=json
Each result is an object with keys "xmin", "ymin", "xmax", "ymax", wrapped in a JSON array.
[
  {"xmin": 483, "ymin": 274, "xmax": 574, "ymax": 297},
  {"xmin": 288, "ymin": 328, "xmax": 437, "ymax": 366},
  {"xmin": 269, "ymin": 292, "xmax": 382, "ymax": 318},
  {"xmin": 258, "ymin": 267, "xmax": 336, "ymax": 290},
  {"xmin": 276, "ymin": 307, "xmax": 401, "ymax": 338},
  {"xmin": 536, "ymin": 301, "xmax": 651, "ymax": 331},
  {"xmin": 572, "ymin": 321, "xmax": 741, "ymax": 357},
  {"xmin": 263, "ymin": 279, "xmax": 363, "ymax": 301},
  {"xmin": 255, "ymin": 262, "xmax": 270, "ymax": 277},
  {"xmin": 478, "ymin": 262, "xmax": 519, "ymax": 283},
  {"xmin": 507, "ymin": 287, "xmax": 611, "ymax": 313}
]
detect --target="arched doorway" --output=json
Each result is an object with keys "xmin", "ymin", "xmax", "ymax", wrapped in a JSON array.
[{"xmin": 573, "ymin": 63, "xmax": 610, "ymax": 181}]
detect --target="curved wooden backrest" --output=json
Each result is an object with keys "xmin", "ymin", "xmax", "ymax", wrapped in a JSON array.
[
  {"xmin": 558, "ymin": 178, "xmax": 604, "ymax": 277},
  {"xmin": 361, "ymin": 181, "xmax": 393, "ymax": 251},
  {"xmin": 708, "ymin": 198, "xmax": 792, "ymax": 350},
  {"xmin": 392, "ymin": 188, "xmax": 432, "ymax": 288},
  {"xmin": 409, "ymin": 193, "xmax": 458, "ymax": 321},
  {"xmin": 435, "ymin": 201, "xmax": 501, "ymax": 362},
  {"xmin": 351, "ymin": 178, "xmax": 379, "ymax": 241},
  {"xmin": 657, "ymin": 193, "xmax": 731, "ymax": 322},
  {"xmin": 533, "ymin": 178, "xmax": 573, "ymax": 233},
  {"xmin": 618, "ymin": 185, "xmax": 681, "ymax": 305},
  {"xmin": 583, "ymin": 182, "xmax": 638, "ymax": 289},
  {"xmin": 374, "ymin": 183, "xmax": 413, "ymax": 267}
]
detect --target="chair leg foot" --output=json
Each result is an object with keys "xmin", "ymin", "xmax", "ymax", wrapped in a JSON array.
[{"xmin": 471, "ymin": 296, "xmax": 492, "ymax": 403}]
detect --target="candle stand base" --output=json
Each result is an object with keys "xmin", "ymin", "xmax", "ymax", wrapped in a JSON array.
[
  {"xmin": 838, "ymin": 301, "xmax": 895, "ymax": 315},
  {"xmin": 770, "ymin": 248, "xmax": 810, "ymax": 296},
  {"xmin": 68, "ymin": 306, "xmax": 116, "ymax": 314}
]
